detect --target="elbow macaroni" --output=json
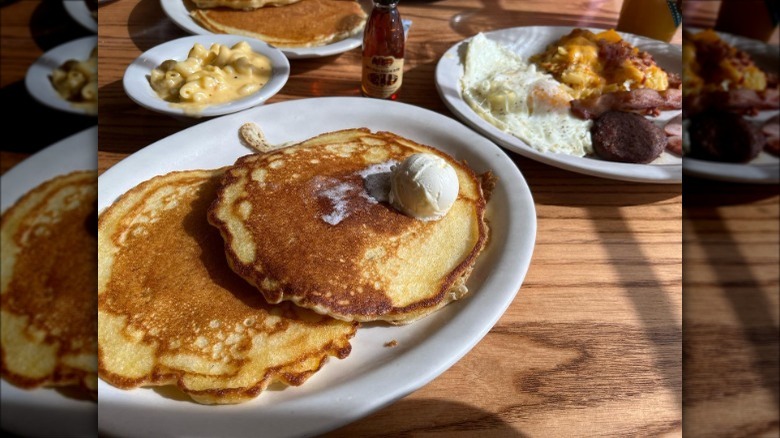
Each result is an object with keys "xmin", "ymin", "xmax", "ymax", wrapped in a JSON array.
[
  {"xmin": 149, "ymin": 42, "xmax": 272, "ymax": 107},
  {"xmin": 50, "ymin": 46, "xmax": 98, "ymax": 114}
]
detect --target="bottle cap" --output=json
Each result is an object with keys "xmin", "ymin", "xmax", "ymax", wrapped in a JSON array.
[{"xmin": 375, "ymin": 0, "xmax": 399, "ymax": 5}]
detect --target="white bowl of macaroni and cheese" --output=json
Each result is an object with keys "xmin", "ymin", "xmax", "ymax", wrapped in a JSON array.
[
  {"xmin": 26, "ymin": 35, "xmax": 98, "ymax": 116},
  {"xmin": 123, "ymin": 35, "xmax": 290, "ymax": 118}
]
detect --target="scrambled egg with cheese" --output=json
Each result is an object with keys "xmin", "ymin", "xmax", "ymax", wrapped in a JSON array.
[
  {"xmin": 682, "ymin": 29, "xmax": 767, "ymax": 96},
  {"xmin": 530, "ymin": 29, "xmax": 669, "ymax": 99}
]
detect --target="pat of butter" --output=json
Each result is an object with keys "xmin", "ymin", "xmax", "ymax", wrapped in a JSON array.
[{"xmin": 388, "ymin": 153, "xmax": 459, "ymax": 221}]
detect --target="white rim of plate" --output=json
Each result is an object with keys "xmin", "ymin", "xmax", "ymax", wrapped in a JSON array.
[
  {"xmin": 436, "ymin": 25, "xmax": 683, "ymax": 184},
  {"xmin": 123, "ymin": 34, "xmax": 290, "ymax": 118}
]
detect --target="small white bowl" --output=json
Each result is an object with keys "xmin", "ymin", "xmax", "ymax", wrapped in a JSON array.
[
  {"xmin": 123, "ymin": 35, "xmax": 290, "ymax": 118},
  {"xmin": 26, "ymin": 35, "xmax": 97, "ymax": 117}
]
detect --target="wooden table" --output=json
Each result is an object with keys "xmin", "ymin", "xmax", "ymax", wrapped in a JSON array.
[{"xmin": 1, "ymin": 0, "xmax": 777, "ymax": 436}]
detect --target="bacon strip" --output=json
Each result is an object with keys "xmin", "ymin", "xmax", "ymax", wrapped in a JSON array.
[
  {"xmin": 663, "ymin": 114, "xmax": 683, "ymax": 156},
  {"xmin": 764, "ymin": 115, "xmax": 780, "ymax": 157},
  {"xmin": 685, "ymin": 88, "xmax": 780, "ymax": 116},
  {"xmin": 570, "ymin": 88, "xmax": 682, "ymax": 120}
]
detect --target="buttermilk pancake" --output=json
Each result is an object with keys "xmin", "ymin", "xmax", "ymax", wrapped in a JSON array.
[
  {"xmin": 191, "ymin": 0, "xmax": 302, "ymax": 9},
  {"xmin": 190, "ymin": 0, "xmax": 367, "ymax": 48},
  {"xmin": 98, "ymin": 169, "xmax": 357, "ymax": 405},
  {"xmin": 1, "ymin": 171, "xmax": 97, "ymax": 392},
  {"xmin": 208, "ymin": 129, "xmax": 489, "ymax": 324}
]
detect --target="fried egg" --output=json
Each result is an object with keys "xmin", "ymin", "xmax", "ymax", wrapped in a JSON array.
[{"xmin": 461, "ymin": 33, "xmax": 593, "ymax": 157}]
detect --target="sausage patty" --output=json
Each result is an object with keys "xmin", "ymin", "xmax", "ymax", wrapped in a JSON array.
[
  {"xmin": 591, "ymin": 111, "xmax": 667, "ymax": 163},
  {"xmin": 688, "ymin": 111, "xmax": 765, "ymax": 162}
]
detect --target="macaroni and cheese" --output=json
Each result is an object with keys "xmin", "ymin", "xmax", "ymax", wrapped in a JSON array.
[
  {"xmin": 149, "ymin": 42, "xmax": 272, "ymax": 108},
  {"xmin": 50, "ymin": 46, "xmax": 98, "ymax": 114}
]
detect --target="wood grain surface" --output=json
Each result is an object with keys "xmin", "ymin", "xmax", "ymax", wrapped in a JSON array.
[{"xmin": 0, "ymin": 0, "xmax": 776, "ymax": 436}]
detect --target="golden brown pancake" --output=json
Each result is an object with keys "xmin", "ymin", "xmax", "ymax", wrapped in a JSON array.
[
  {"xmin": 98, "ymin": 169, "xmax": 357, "ymax": 404},
  {"xmin": 191, "ymin": 0, "xmax": 367, "ymax": 48},
  {"xmin": 1, "ymin": 171, "xmax": 97, "ymax": 392},
  {"xmin": 208, "ymin": 129, "xmax": 489, "ymax": 324},
  {"xmin": 191, "ymin": 0, "xmax": 302, "ymax": 9}
]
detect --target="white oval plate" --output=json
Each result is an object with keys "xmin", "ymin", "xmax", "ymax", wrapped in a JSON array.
[
  {"xmin": 436, "ymin": 26, "xmax": 683, "ymax": 184},
  {"xmin": 123, "ymin": 34, "xmax": 290, "ymax": 118},
  {"xmin": 160, "ymin": 0, "xmax": 370, "ymax": 59},
  {"xmin": 682, "ymin": 28, "xmax": 779, "ymax": 184},
  {"xmin": 1, "ymin": 126, "xmax": 97, "ymax": 438},
  {"xmin": 26, "ymin": 35, "xmax": 97, "ymax": 117},
  {"xmin": 63, "ymin": 0, "xmax": 97, "ymax": 33},
  {"xmin": 97, "ymin": 97, "xmax": 536, "ymax": 438}
]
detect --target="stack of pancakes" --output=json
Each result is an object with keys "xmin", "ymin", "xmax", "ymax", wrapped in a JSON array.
[
  {"xmin": 189, "ymin": 0, "xmax": 367, "ymax": 48},
  {"xmin": 1, "ymin": 171, "xmax": 98, "ymax": 395},
  {"xmin": 97, "ymin": 128, "xmax": 490, "ymax": 404}
]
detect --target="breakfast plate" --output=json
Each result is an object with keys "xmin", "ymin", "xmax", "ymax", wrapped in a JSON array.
[
  {"xmin": 436, "ymin": 26, "xmax": 683, "ymax": 184},
  {"xmin": 97, "ymin": 97, "xmax": 536, "ymax": 437},
  {"xmin": 160, "ymin": 0, "xmax": 371, "ymax": 59},
  {"xmin": 123, "ymin": 34, "xmax": 290, "ymax": 118},
  {"xmin": 682, "ymin": 28, "xmax": 779, "ymax": 184},
  {"xmin": 63, "ymin": 0, "xmax": 97, "ymax": 33},
  {"xmin": 26, "ymin": 35, "xmax": 97, "ymax": 117},
  {"xmin": 0, "ymin": 127, "xmax": 97, "ymax": 438}
]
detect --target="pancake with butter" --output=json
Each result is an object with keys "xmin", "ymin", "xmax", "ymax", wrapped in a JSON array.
[
  {"xmin": 190, "ymin": 0, "xmax": 367, "ymax": 48},
  {"xmin": 98, "ymin": 169, "xmax": 357, "ymax": 404},
  {"xmin": 1, "ymin": 171, "xmax": 97, "ymax": 392},
  {"xmin": 208, "ymin": 129, "xmax": 489, "ymax": 324}
]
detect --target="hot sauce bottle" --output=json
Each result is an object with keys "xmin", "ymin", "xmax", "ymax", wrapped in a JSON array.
[{"xmin": 361, "ymin": 0, "xmax": 404, "ymax": 99}]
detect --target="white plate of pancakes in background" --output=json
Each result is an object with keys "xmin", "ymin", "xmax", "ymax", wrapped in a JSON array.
[
  {"xmin": 123, "ymin": 34, "xmax": 290, "ymax": 118},
  {"xmin": 682, "ymin": 28, "xmax": 779, "ymax": 184},
  {"xmin": 1, "ymin": 127, "xmax": 97, "ymax": 438},
  {"xmin": 63, "ymin": 0, "xmax": 98, "ymax": 33},
  {"xmin": 436, "ymin": 26, "xmax": 683, "ymax": 184},
  {"xmin": 26, "ymin": 35, "xmax": 98, "ymax": 117},
  {"xmin": 161, "ymin": 0, "xmax": 371, "ymax": 59},
  {"xmin": 97, "ymin": 97, "xmax": 536, "ymax": 437}
]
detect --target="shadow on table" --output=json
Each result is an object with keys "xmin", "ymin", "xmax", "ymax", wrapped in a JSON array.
[
  {"xmin": 97, "ymin": 77, "xmax": 200, "ymax": 154},
  {"xmin": 0, "ymin": 81, "xmax": 95, "ymax": 153},
  {"xmin": 323, "ymin": 398, "xmax": 525, "ymax": 437},
  {"xmin": 127, "ymin": 0, "xmax": 188, "ymax": 53},
  {"xmin": 527, "ymin": 161, "xmax": 683, "ymax": 408},
  {"xmin": 28, "ymin": 0, "xmax": 92, "ymax": 51},
  {"xmin": 683, "ymin": 177, "xmax": 780, "ymax": 420}
]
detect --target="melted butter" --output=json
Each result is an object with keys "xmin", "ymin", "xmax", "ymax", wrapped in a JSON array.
[{"xmin": 149, "ymin": 41, "xmax": 272, "ymax": 110}]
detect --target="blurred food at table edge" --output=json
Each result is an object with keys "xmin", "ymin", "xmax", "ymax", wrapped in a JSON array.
[
  {"xmin": 50, "ymin": 46, "xmax": 98, "ymax": 115},
  {"xmin": 683, "ymin": 29, "xmax": 779, "ymax": 162}
]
